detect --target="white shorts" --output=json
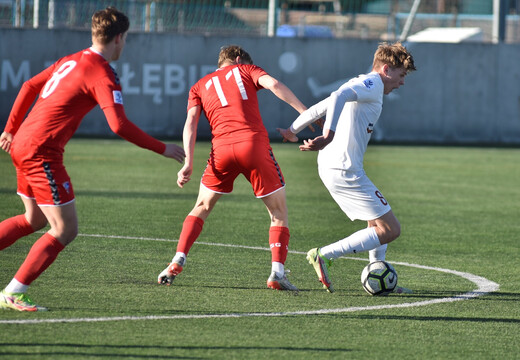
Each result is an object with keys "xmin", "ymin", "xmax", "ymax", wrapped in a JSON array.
[{"xmin": 318, "ymin": 167, "xmax": 391, "ymax": 221}]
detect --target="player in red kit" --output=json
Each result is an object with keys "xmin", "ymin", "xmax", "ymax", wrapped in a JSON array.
[
  {"xmin": 158, "ymin": 45, "xmax": 307, "ymax": 291},
  {"xmin": 0, "ymin": 7, "xmax": 185, "ymax": 312}
]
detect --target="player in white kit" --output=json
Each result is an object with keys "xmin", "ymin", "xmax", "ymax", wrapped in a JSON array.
[{"xmin": 278, "ymin": 42, "xmax": 416, "ymax": 293}]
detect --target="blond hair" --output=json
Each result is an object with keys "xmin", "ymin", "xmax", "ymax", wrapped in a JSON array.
[{"xmin": 373, "ymin": 42, "xmax": 416, "ymax": 72}]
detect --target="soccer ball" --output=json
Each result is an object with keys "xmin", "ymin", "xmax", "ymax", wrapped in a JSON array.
[{"xmin": 360, "ymin": 260, "xmax": 398, "ymax": 296}]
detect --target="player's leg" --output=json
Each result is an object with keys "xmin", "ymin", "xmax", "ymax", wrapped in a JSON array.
[
  {"xmin": 366, "ymin": 213, "xmax": 411, "ymax": 294},
  {"xmin": 367, "ymin": 211, "xmax": 401, "ymax": 244},
  {"xmin": 242, "ymin": 141, "xmax": 296, "ymax": 291},
  {"xmin": 261, "ymin": 186, "xmax": 289, "ymax": 227},
  {"xmin": 177, "ymin": 185, "xmax": 222, "ymax": 259},
  {"xmin": 38, "ymin": 200, "xmax": 79, "ymax": 246},
  {"xmin": 0, "ymin": 166, "xmax": 48, "ymax": 250},
  {"xmin": 307, "ymin": 212, "xmax": 398, "ymax": 293},
  {"xmin": 159, "ymin": 143, "xmax": 237, "ymax": 285},
  {"xmin": 158, "ymin": 185, "xmax": 222, "ymax": 285},
  {"xmin": 308, "ymin": 169, "xmax": 398, "ymax": 292},
  {"xmin": 261, "ymin": 189, "xmax": 297, "ymax": 291},
  {"xmin": 262, "ymin": 188, "xmax": 289, "ymax": 271},
  {"xmin": 367, "ymin": 211, "xmax": 399, "ymax": 260},
  {"xmin": 320, "ymin": 210, "xmax": 400, "ymax": 259},
  {"xmin": 262, "ymin": 187, "xmax": 289, "ymax": 271},
  {"xmin": 369, "ymin": 212, "xmax": 411, "ymax": 293},
  {"xmin": 1, "ymin": 161, "xmax": 78, "ymax": 311},
  {"xmin": 0, "ymin": 196, "xmax": 47, "ymax": 250},
  {"xmin": 1, "ymin": 202, "xmax": 77, "ymax": 311},
  {"xmin": 317, "ymin": 168, "xmax": 399, "ymax": 259},
  {"xmin": 368, "ymin": 243, "xmax": 388, "ymax": 262},
  {"xmin": 319, "ymin": 210, "xmax": 411, "ymax": 293},
  {"xmin": 10, "ymin": 202, "xmax": 77, "ymax": 286}
]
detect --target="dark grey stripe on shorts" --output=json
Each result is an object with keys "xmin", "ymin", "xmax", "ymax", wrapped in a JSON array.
[
  {"xmin": 42, "ymin": 162, "xmax": 60, "ymax": 205},
  {"xmin": 268, "ymin": 149, "xmax": 285, "ymax": 186}
]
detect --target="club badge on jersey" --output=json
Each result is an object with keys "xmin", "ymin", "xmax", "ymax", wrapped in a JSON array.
[{"xmin": 113, "ymin": 90, "xmax": 123, "ymax": 105}]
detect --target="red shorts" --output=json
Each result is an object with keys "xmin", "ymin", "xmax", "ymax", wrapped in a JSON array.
[
  {"xmin": 202, "ymin": 141, "xmax": 285, "ymax": 198},
  {"xmin": 15, "ymin": 161, "xmax": 75, "ymax": 206}
]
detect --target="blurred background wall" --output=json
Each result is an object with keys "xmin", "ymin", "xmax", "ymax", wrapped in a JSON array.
[{"xmin": 1, "ymin": 0, "xmax": 519, "ymax": 145}]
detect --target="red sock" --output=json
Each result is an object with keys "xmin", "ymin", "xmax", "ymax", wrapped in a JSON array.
[
  {"xmin": 0, "ymin": 215, "xmax": 35, "ymax": 251},
  {"xmin": 176, "ymin": 215, "xmax": 204, "ymax": 255},
  {"xmin": 14, "ymin": 233, "xmax": 65, "ymax": 286},
  {"xmin": 269, "ymin": 226, "xmax": 290, "ymax": 264}
]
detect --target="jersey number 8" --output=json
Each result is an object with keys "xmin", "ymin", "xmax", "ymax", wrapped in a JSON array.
[{"xmin": 41, "ymin": 60, "xmax": 77, "ymax": 99}]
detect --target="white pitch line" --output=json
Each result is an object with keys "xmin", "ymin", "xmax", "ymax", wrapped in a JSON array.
[
  {"xmin": 76, "ymin": 232, "xmax": 272, "ymax": 252},
  {"xmin": 0, "ymin": 233, "xmax": 499, "ymax": 325}
]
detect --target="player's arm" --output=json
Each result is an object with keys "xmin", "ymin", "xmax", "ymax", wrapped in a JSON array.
[
  {"xmin": 258, "ymin": 74, "xmax": 307, "ymax": 115},
  {"xmin": 103, "ymin": 105, "xmax": 185, "ymax": 163},
  {"xmin": 291, "ymin": 87, "xmax": 357, "ymax": 151},
  {"xmin": 322, "ymin": 87, "xmax": 357, "ymax": 134},
  {"xmin": 2, "ymin": 66, "xmax": 55, "ymax": 152},
  {"xmin": 177, "ymin": 105, "xmax": 201, "ymax": 188},
  {"xmin": 277, "ymin": 97, "xmax": 330, "ymax": 142}
]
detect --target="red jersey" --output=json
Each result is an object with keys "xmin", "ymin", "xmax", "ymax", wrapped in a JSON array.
[
  {"xmin": 5, "ymin": 48, "xmax": 165, "ymax": 165},
  {"xmin": 188, "ymin": 64, "xmax": 269, "ymax": 147}
]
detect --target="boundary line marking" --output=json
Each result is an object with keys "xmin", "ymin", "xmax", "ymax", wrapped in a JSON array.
[{"xmin": 0, "ymin": 233, "xmax": 499, "ymax": 325}]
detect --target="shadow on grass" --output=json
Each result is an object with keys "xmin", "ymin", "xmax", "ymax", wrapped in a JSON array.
[
  {"xmin": 0, "ymin": 187, "xmax": 190, "ymax": 202},
  {"xmin": 0, "ymin": 343, "xmax": 352, "ymax": 359},
  {"xmin": 75, "ymin": 190, "xmax": 192, "ymax": 201},
  {"xmin": 337, "ymin": 314, "xmax": 520, "ymax": 324},
  {"xmin": 0, "ymin": 187, "xmax": 258, "ymax": 202}
]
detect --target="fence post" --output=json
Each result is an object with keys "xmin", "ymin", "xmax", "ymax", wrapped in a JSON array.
[
  {"xmin": 493, "ymin": 0, "xmax": 507, "ymax": 43},
  {"xmin": 267, "ymin": 0, "xmax": 279, "ymax": 37},
  {"xmin": 48, "ymin": 0, "xmax": 55, "ymax": 29},
  {"xmin": 33, "ymin": 0, "xmax": 39, "ymax": 28}
]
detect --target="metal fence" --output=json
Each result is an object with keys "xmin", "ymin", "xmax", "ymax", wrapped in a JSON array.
[{"xmin": 1, "ymin": 0, "xmax": 519, "ymax": 42}]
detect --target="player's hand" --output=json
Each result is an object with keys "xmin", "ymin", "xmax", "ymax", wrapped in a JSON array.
[
  {"xmin": 177, "ymin": 164, "xmax": 192, "ymax": 188},
  {"xmin": 276, "ymin": 128, "xmax": 298, "ymax": 143},
  {"xmin": 299, "ymin": 129, "xmax": 334, "ymax": 151},
  {"xmin": 162, "ymin": 143, "xmax": 185, "ymax": 163},
  {"xmin": 0, "ymin": 132, "xmax": 13, "ymax": 154},
  {"xmin": 299, "ymin": 136, "xmax": 330, "ymax": 151}
]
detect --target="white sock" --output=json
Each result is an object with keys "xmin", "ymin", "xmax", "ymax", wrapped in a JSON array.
[
  {"xmin": 5, "ymin": 278, "xmax": 29, "ymax": 294},
  {"xmin": 271, "ymin": 261, "xmax": 284, "ymax": 276},
  {"xmin": 369, "ymin": 244, "xmax": 388, "ymax": 263},
  {"xmin": 173, "ymin": 252, "xmax": 186, "ymax": 266},
  {"xmin": 320, "ymin": 227, "xmax": 381, "ymax": 260}
]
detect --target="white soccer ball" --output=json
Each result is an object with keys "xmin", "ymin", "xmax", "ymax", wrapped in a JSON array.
[{"xmin": 360, "ymin": 260, "xmax": 398, "ymax": 296}]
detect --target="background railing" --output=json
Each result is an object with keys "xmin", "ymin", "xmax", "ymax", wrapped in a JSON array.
[{"xmin": 1, "ymin": 0, "xmax": 519, "ymax": 42}]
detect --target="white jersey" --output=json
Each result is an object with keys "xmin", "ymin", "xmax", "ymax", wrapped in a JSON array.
[{"xmin": 318, "ymin": 72, "xmax": 383, "ymax": 173}]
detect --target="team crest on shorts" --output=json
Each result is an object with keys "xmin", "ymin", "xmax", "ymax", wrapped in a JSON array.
[{"xmin": 63, "ymin": 181, "xmax": 71, "ymax": 194}]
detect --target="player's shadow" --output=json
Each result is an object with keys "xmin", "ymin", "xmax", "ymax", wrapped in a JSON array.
[
  {"xmin": 339, "ymin": 314, "xmax": 520, "ymax": 324},
  {"xmin": 74, "ymin": 189, "xmax": 193, "ymax": 201},
  {"xmin": 75, "ymin": 189, "xmax": 258, "ymax": 202},
  {"xmin": 0, "ymin": 343, "xmax": 352, "ymax": 358}
]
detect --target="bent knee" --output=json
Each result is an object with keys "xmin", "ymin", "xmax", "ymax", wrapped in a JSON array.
[
  {"xmin": 388, "ymin": 222, "xmax": 401, "ymax": 241},
  {"xmin": 377, "ymin": 223, "xmax": 401, "ymax": 244},
  {"xmin": 25, "ymin": 214, "xmax": 48, "ymax": 231},
  {"xmin": 50, "ymin": 224, "xmax": 78, "ymax": 245},
  {"xmin": 391, "ymin": 222, "xmax": 401, "ymax": 239},
  {"xmin": 64, "ymin": 223, "xmax": 79, "ymax": 240}
]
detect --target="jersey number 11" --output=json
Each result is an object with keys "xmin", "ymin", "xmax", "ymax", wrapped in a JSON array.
[{"xmin": 205, "ymin": 67, "xmax": 248, "ymax": 107}]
